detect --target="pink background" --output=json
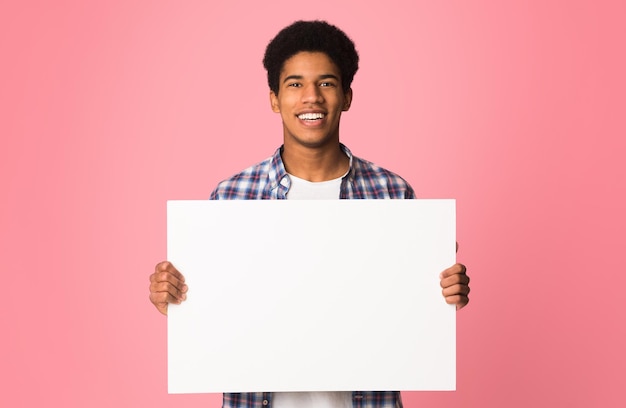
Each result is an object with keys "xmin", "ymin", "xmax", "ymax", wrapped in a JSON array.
[{"xmin": 1, "ymin": 0, "xmax": 624, "ymax": 406}]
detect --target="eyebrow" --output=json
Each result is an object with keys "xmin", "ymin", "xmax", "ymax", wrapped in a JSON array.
[{"xmin": 282, "ymin": 74, "xmax": 340, "ymax": 83}]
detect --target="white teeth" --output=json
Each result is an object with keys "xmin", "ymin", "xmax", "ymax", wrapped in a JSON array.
[{"xmin": 298, "ymin": 113, "xmax": 325, "ymax": 120}]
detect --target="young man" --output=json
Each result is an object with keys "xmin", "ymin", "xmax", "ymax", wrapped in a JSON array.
[{"xmin": 149, "ymin": 20, "xmax": 470, "ymax": 408}]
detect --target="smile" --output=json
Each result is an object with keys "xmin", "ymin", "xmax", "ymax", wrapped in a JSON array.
[{"xmin": 297, "ymin": 113, "xmax": 326, "ymax": 121}]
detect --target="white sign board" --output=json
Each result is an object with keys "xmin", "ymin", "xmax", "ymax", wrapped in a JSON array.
[{"xmin": 167, "ymin": 199, "xmax": 456, "ymax": 393}]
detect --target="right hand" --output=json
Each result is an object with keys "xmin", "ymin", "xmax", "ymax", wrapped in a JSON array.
[{"xmin": 149, "ymin": 261, "xmax": 188, "ymax": 315}]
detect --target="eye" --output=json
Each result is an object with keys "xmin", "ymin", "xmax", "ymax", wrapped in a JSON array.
[
  {"xmin": 287, "ymin": 82, "xmax": 301, "ymax": 88},
  {"xmin": 320, "ymin": 82, "xmax": 336, "ymax": 87}
]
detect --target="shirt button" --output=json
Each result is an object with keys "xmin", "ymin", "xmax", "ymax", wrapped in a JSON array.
[{"xmin": 262, "ymin": 400, "xmax": 269, "ymax": 406}]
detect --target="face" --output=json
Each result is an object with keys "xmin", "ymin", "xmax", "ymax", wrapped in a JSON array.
[{"xmin": 270, "ymin": 51, "xmax": 352, "ymax": 150}]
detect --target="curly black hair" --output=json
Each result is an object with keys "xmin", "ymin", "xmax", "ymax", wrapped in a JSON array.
[{"xmin": 262, "ymin": 20, "xmax": 359, "ymax": 95}]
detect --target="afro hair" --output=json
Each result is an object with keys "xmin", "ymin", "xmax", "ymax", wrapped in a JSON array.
[{"xmin": 262, "ymin": 20, "xmax": 359, "ymax": 95}]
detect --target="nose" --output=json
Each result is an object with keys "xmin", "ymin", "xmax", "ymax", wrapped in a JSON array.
[{"xmin": 301, "ymin": 83, "xmax": 324, "ymax": 104}]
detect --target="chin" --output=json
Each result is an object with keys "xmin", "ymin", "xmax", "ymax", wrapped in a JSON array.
[
  {"xmin": 294, "ymin": 138, "xmax": 336, "ymax": 149},
  {"xmin": 287, "ymin": 131, "xmax": 339, "ymax": 148}
]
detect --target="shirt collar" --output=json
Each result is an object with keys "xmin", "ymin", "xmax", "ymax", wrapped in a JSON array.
[{"xmin": 269, "ymin": 143, "xmax": 355, "ymax": 189}]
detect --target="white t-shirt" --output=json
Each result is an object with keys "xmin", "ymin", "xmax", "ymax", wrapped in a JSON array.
[
  {"xmin": 285, "ymin": 173, "xmax": 344, "ymax": 200},
  {"xmin": 273, "ymin": 390, "xmax": 352, "ymax": 408},
  {"xmin": 275, "ymin": 173, "xmax": 352, "ymax": 408}
]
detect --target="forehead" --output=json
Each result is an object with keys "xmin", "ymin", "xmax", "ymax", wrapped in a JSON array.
[{"xmin": 280, "ymin": 51, "xmax": 341, "ymax": 78}]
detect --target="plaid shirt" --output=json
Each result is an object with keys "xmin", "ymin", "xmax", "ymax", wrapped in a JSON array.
[
  {"xmin": 222, "ymin": 392, "xmax": 403, "ymax": 408},
  {"xmin": 210, "ymin": 144, "xmax": 415, "ymax": 201},
  {"xmin": 211, "ymin": 144, "xmax": 412, "ymax": 408}
]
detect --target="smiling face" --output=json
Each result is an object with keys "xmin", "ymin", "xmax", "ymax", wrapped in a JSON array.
[{"xmin": 270, "ymin": 51, "xmax": 352, "ymax": 150}]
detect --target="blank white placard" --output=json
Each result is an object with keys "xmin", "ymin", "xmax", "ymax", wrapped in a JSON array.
[{"xmin": 167, "ymin": 199, "xmax": 456, "ymax": 394}]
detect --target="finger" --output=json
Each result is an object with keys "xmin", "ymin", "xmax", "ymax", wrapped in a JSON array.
[
  {"xmin": 150, "ymin": 281, "xmax": 188, "ymax": 302},
  {"xmin": 440, "ymin": 263, "xmax": 466, "ymax": 279},
  {"xmin": 440, "ymin": 272, "xmax": 470, "ymax": 288},
  {"xmin": 149, "ymin": 290, "xmax": 185, "ymax": 315},
  {"xmin": 152, "ymin": 271, "xmax": 188, "ymax": 294},
  {"xmin": 154, "ymin": 261, "xmax": 185, "ymax": 283},
  {"xmin": 442, "ymin": 283, "xmax": 471, "ymax": 298},
  {"xmin": 149, "ymin": 281, "xmax": 187, "ymax": 301},
  {"xmin": 151, "ymin": 262, "xmax": 188, "ymax": 293},
  {"xmin": 443, "ymin": 294, "xmax": 470, "ymax": 310},
  {"xmin": 150, "ymin": 289, "xmax": 184, "ymax": 305}
]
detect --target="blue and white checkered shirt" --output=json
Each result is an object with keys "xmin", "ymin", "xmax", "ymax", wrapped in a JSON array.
[
  {"xmin": 211, "ymin": 144, "xmax": 412, "ymax": 408},
  {"xmin": 210, "ymin": 144, "xmax": 415, "ymax": 201},
  {"xmin": 222, "ymin": 391, "xmax": 403, "ymax": 408}
]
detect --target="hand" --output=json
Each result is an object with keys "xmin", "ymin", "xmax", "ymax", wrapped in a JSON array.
[
  {"xmin": 149, "ymin": 261, "xmax": 188, "ymax": 315},
  {"xmin": 440, "ymin": 263, "xmax": 470, "ymax": 310}
]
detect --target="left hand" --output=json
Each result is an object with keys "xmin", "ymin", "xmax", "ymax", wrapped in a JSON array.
[{"xmin": 440, "ymin": 263, "xmax": 470, "ymax": 310}]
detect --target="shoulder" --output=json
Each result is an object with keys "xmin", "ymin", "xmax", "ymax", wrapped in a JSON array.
[
  {"xmin": 209, "ymin": 156, "xmax": 274, "ymax": 200},
  {"xmin": 350, "ymin": 155, "xmax": 416, "ymax": 199}
]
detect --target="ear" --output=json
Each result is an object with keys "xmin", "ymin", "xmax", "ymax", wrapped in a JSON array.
[
  {"xmin": 270, "ymin": 90, "xmax": 280, "ymax": 113},
  {"xmin": 342, "ymin": 88, "xmax": 353, "ymax": 111}
]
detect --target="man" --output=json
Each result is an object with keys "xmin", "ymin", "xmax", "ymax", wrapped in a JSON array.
[{"xmin": 149, "ymin": 20, "xmax": 470, "ymax": 408}]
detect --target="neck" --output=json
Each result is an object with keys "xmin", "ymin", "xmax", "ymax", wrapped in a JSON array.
[{"xmin": 281, "ymin": 142, "xmax": 349, "ymax": 182}]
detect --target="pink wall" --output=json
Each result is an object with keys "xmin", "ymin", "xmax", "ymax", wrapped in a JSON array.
[{"xmin": 2, "ymin": 1, "xmax": 624, "ymax": 406}]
